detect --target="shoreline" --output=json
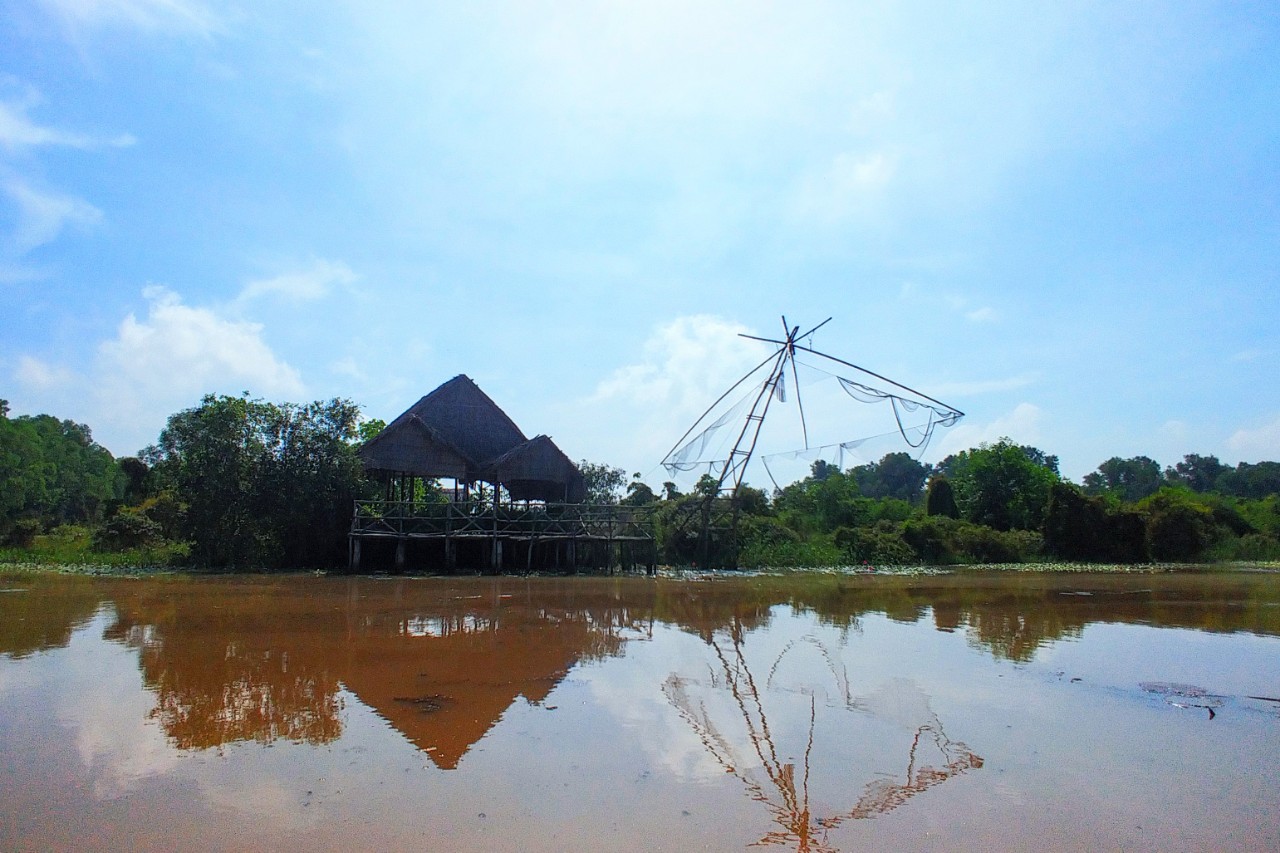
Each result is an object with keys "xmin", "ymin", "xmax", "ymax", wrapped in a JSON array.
[{"xmin": 4, "ymin": 559, "xmax": 1278, "ymax": 581}]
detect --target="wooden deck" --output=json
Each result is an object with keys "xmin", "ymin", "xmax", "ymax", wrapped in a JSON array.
[{"xmin": 348, "ymin": 500, "xmax": 657, "ymax": 573}]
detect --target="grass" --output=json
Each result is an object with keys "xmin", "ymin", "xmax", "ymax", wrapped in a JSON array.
[{"xmin": 0, "ymin": 524, "xmax": 188, "ymax": 576}]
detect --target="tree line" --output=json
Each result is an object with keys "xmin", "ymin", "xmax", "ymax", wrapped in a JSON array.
[
  {"xmin": 3, "ymin": 395, "xmax": 1279, "ymax": 569},
  {"xmin": 606, "ymin": 441, "xmax": 1280, "ymax": 567}
]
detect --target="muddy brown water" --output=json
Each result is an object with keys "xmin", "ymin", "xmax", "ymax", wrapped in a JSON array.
[{"xmin": 1, "ymin": 570, "xmax": 1278, "ymax": 852}]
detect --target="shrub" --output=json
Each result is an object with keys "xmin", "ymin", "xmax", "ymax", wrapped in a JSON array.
[
  {"xmin": 833, "ymin": 524, "xmax": 915, "ymax": 565},
  {"xmin": 952, "ymin": 523, "xmax": 1028, "ymax": 563},
  {"xmin": 93, "ymin": 510, "xmax": 163, "ymax": 552},
  {"xmin": 1145, "ymin": 501, "xmax": 1212, "ymax": 561},
  {"xmin": 901, "ymin": 516, "xmax": 959, "ymax": 564},
  {"xmin": 3, "ymin": 518, "xmax": 43, "ymax": 548}
]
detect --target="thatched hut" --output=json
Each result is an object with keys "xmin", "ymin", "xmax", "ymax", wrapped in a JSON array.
[
  {"xmin": 351, "ymin": 375, "xmax": 651, "ymax": 573},
  {"xmin": 359, "ymin": 374, "xmax": 584, "ymax": 502}
]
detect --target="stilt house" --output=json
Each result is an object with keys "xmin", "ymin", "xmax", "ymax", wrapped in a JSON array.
[{"xmin": 349, "ymin": 375, "xmax": 653, "ymax": 573}]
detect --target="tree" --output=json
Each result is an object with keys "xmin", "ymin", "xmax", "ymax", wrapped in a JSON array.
[
  {"xmin": 1139, "ymin": 490, "xmax": 1213, "ymax": 561},
  {"xmin": 1083, "ymin": 456, "xmax": 1163, "ymax": 503},
  {"xmin": 0, "ymin": 403, "xmax": 122, "ymax": 534},
  {"xmin": 924, "ymin": 475, "xmax": 959, "ymax": 518},
  {"xmin": 849, "ymin": 452, "xmax": 932, "ymax": 502},
  {"xmin": 579, "ymin": 461, "xmax": 626, "ymax": 504},
  {"xmin": 937, "ymin": 439, "xmax": 1060, "ymax": 531},
  {"xmin": 357, "ymin": 417, "xmax": 387, "ymax": 445},
  {"xmin": 1165, "ymin": 453, "xmax": 1227, "ymax": 493},
  {"xmin": 1043, "ymin": 483, "xmax": 1110, "ymax": 560},
  {"xmin": 148, "ymin": 394, "xmax": 365, "ymax": 568},
  {"xmin": 809, "ymin": 460, "xmax": 838, "ymax": 482},
  {"xmin": 1217, "ymin": 461, "xmax": 1280, "ymax": 499},
  {"xmin": 117, "ymin": 457, "xmax": 152, "ymax": 505},
  {"xmin": 622, "ymin": 479, "xmax": 657, "ymax": 506}
]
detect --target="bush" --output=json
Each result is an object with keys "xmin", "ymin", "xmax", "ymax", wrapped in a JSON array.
[
  {"xmin": 3, "ymin": 518, "xmax": 43, "ymax": 547},
  {"xmin": 93, "ymin": 511, "xmax": 163, "ymax": 552},
  {"xmin": 1205, "ymin": 532, "xmax": 1280, "ymax": 561},
  {"xmin": 952, "ymin": 523, "xmax": 1039, "ymax": 563},
  {"xmin": 833, "ymin": 524, "xmax": 915, "ymax": 565},
  {"xmin": 1145, "ymin": 501, "xmax": 1212, "ymax": 561},
  {"xmin": 901, "ymin": 516, "xmax": 959, "ymax": 564},
  {"xmin": 738, "ymin": 536, "xmax": 844, "ymax": 569}
]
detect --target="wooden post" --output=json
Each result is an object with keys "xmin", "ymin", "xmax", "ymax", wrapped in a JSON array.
[
  {"xmin": 351, "ymin": 537, "xmax": 362, "ymax": 572},
  {"xmin": 395, "ymin": 537, "xmax": 406, "ymax": 571}
]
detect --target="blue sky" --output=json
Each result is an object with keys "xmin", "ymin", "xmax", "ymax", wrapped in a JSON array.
[{"xmin": 1, "ymin": 0, "xmax": 1277, "ymax": 487}]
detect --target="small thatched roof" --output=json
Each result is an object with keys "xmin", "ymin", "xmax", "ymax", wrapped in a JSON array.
[
  {"xmin": 360, "ymin": 375, "xmax": 582, "ymax": 501},
  {"xmin": 483, "ymin": 434, "xmax": 585, "ymax": 503}
]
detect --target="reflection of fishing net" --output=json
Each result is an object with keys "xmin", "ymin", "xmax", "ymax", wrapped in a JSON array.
[{"xmin": 664, "ymin": 630, "xmax": 983, "ymax": 851}]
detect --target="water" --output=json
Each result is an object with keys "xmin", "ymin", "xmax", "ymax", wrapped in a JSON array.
[{"xmin": 2, "ymin": 571, "xmax": 1278, "ymax": 851}]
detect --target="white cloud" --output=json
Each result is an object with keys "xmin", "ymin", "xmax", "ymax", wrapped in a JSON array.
[
  {"xmin": 328, "ymin": 356, "xmax": 367, "ymax": 381},
  {"xmin": 3, "ymin": 180, "xmax": 102, "ymax": 253},
  {"xmin": 836, "ymin": 150, "xmax": 897, "ymax": 190},
  {"xmin": 928, "ymin": 402, "xmax": 1044, "ymax": 461},
  {"xmin": 790, "ymin": 148, "xmax": 899, "ymax": 223},
  {"xmin": 0, "ymin": 96, "xmax": 135, "ymax": 150},
  {"xmin": 93, "ymin": 286, "xmax": 304, "ymax": 450},
  {"xmin": 574, "ymin": 315, "xmax": 771, "ymax": 477},
  {"xmin": 899, "ymin": 280, "xmax": 997, "ymax": 325},
  {"xmin": 39, "ymin": 0, "xmax": 221, "ymax": 36},
  {"xmin": 14, "ymin": 355, "xmax": 75, "ymax": 389},
  {"xmin": 1226, "ymin": 415, "xmax": 1280, "ymax": 461},
  {"xmin": 236, "ymin": 259, "xmax": 357, "ymax": 305},
  {"xmin": 592, "ymin": 315, "xmax": 769, "ymax": 413}
]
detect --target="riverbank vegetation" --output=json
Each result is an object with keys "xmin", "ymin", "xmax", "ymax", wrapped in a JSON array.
[{"xmin": 3, "ymin": 396, "xmax": 1279, "ymax": 571}]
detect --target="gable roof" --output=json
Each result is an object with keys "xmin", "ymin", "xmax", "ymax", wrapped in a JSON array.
[
  {"xmin": 359, "ymin": 375, "xmax": 583, "ymax": 499},
  {"xmin": 483, "ymin": 434, "xmax": 585, "ymax": 502}
]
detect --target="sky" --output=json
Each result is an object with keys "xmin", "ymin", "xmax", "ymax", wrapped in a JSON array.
[{"xmin": 1, "ymin": 0, "xmax": 1277, "ymax": 487}]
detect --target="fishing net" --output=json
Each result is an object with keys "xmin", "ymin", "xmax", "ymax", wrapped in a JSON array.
[{"xmin": 660, "ymin": 344, "xmax": 963, "ymax": 488}]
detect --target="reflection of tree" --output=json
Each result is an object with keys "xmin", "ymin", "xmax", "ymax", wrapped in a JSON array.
[
  {"xmin": 107, "ymin": 587, "xmax": 345, "ymax": 750},
  {"xmin": 101, "ymin": 577, "xmax": 651, "ymax": 759},
  {"xmin": 665, "ymin": 619, "xmax": 981, "ymax": 852},
  {"xmin": 0, "ymin": 576, "xmax": 102, "ymax": 659}
]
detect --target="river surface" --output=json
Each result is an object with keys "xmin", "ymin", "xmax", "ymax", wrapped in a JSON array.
[{"xmin": 1, "ymin": 570, "xmax": 1278, "ymax": 852}]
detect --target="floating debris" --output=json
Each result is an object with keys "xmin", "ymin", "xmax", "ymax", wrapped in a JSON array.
[
  {"xmin": 1140, "ymin": 682, "xmax": 1224, "ymax": 718},
  {"xmin": 393, "ymin": 694, "xmax": 449, "ymax": 713}
]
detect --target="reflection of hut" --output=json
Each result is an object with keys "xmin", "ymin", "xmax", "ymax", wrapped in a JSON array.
[{"xmin": 351, "ymin": 375, "xmax": 653, "ymax": 573}]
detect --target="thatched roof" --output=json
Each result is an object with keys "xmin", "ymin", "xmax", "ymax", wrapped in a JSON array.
[
  {"xmin": 483, "ymin": 434, "xmax": 585, "ymax": 502},
  {"xmin": 360, "ymin": 375, "xmax": 582, "ymax": 501}
]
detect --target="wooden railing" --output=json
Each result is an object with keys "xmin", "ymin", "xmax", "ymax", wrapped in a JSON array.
[{"xmin": 351, "ymin": 500, "xmax": 656, "ymax": 541}]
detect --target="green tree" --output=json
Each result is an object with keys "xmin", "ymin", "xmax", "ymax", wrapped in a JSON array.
[
  {"xmin": 621, "ymin": 479, "xmax": 658, "ymax": 506},
  {"xmin": 0, "ymin": 402, "xmax": 122, "ymax": 535},
  {"xmin": 357, "ymin": 417, "xmax": 387, "ymax": 445},
  {"xmin": 147, "ymin": 394, "xmax": 365, "ymax": 568},
  {"xmin": 850, "ymin": 452, "xmax": 932, "ymax": 502},
  {"xmin": 1044, "ymin": 483, "xmax": 1111, "ymax": 560},
  {"xmin": 924, "ymin": 475, "xmax": 959, "ymax": 518},
  {"xmin": 1165, "ymin": 453, "xmax": 1228, "ymax": 493},
  {"xmin": 1217, "ymin": 461, "xmax": 1280, "ymax": 499},
  {"xmin": 579, "ymin": 461, "xmax": 627, "ymax": 504},
  {"xmin": 937, "ymin": 439, "xmax": 1060, "ymax": 531},
  {"xmin": 1140, "ymin": 491, "xmax": 1213, "ymax": 561},
  {"xmin": 1083, "ymin": 456, "xmax": 1163, "ymax": 502}
]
